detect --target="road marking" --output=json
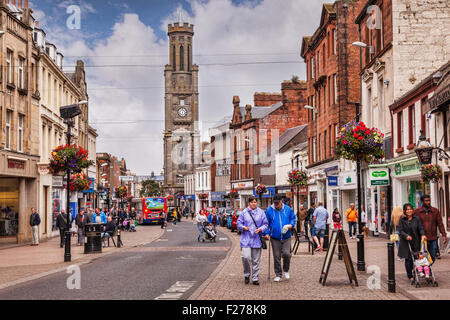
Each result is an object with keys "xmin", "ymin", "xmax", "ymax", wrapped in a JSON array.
[
  {"xmin": 155, "ymin": 281, "xmax": 197, "ymax": 300},
  {"xmin": 219, "ymin": 238, "xmax": 228, "ymax": 241},
  {"xmin": 167, "ymin": 229, "xmax": 173, "ymax": 232},
  {"xmin": 156, "ymin": 239, "xmax": 169, "ymax": 242}
]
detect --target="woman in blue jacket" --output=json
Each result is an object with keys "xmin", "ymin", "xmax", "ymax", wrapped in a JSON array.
[{"xmin": 265, "ymin": 195, "xmax": 297, "ymax": 282}]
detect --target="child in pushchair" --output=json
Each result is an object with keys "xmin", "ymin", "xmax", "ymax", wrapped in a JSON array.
[
  {"xmin": 202, "ymin": 222, "xmax": 217, "ymax": 243},
  {"xmin": 409, "ymin": 241, "xmax": 438, "ymax": 287}
]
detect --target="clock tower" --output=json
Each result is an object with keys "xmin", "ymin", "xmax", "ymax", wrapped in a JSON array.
[{"xmin": 163, "ymin": 22, "xmax": 200, "ymax": 196}]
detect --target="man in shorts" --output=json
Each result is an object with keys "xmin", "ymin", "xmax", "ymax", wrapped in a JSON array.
[{"xmin": 313, "ymin": 202, "xmax": 329, "ymax": 252}]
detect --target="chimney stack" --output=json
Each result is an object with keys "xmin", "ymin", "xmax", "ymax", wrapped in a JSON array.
[
  {"xmin": 18, "ymin": 0, "xmax": 22, "ymax": 8},
  {"xmin": 35, "ymin": 21, "xmax": 39, "ymax": 28}
]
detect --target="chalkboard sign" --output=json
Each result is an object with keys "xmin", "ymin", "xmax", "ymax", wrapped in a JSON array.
[{"xmin": 319, "ymin": 230, "xmax": 358, "ymax": 286}]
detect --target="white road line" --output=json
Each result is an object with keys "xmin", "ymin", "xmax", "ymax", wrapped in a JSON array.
[
  {"xmin": 154, "ymin": 281, "xmax": 197, "ymax": 300},
  {"xmin": 167, "ymin": 229, "xmax": 173, "ymax": 232},
  {"xmin": 156, "ymin": 239, "xmax": 169, "ymax": 242},
  {"xmin": 219, "ymin": 238, "xmax": 228, "ymax": 241}
]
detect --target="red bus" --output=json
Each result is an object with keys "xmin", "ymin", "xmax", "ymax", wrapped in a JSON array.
[{"xmin": 142, "ymin": 197, "xmax": 167, "ymax": 225}]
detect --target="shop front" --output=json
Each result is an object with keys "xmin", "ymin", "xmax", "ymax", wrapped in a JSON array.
[
  {"xmin": 391, "ymin": 157, "xmax": 432, "ymax": 210},
  {"xmin": 183, "ymin": 195, "xmax": 196, "ymax": 213},
  {"xmin": 365, "ymin": 167, "xmax": 392, "ymax": 236},
  {"xmin": 275, "ymin": 186, "xmax": 293, "ymax": 208},
  {"xmin": 0, "ymin": 152, "xmax": 39, "ymax": 244},
  {"xmin": 253, "ymin": 186, "xmax": 275, "ymax": 209},
  {"xmin": 232, "ymin": 180, "xmax": 254, "ymax": 210},
  {"xmin": 339, "ymin": 171, "xmax": 357, "ymax": 214},
  {"xmin": 211, "ymin": 192, "xmax": 227, "ymax": 208}
]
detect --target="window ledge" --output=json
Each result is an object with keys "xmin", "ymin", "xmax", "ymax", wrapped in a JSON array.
[
  {"xmin": 396, "ymin": 147, "xmax": 404, "ymax": 154},
  {"xmin": 407, "ymin": 143, "xmax": 416, "ymax": 150},
  {"xmin": 18, "ymin": 88, "xmax": 28, "ymax": 96}
]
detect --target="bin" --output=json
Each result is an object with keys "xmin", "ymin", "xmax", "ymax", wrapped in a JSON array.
[{"xmin": 84, "ymin": 223, "xmax": 103, "ymax": 254}]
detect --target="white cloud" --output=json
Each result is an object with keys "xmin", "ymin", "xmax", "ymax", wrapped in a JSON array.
[{"xmin": 42, "ymin": 0, "xmax": 328, "ymax": 175}]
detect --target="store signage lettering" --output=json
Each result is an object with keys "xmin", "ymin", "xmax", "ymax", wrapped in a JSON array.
[
  {"xmin": 394, "ymin": 160, "xmax": 421, "ymax": 177},
  {"xmin": 233, "ymin": 181, "xmax": 253, "ymax": 189},
  {"xmin": 8, "ymin": 159, "xmax": 25, "ymax": 170},
  {"xmin": 370, "ymin": 168, "xmax": 390, "ymax": 186}
]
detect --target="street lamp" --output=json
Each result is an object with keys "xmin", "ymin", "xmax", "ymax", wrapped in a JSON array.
[
  {"xmin": 352, "ymin": 41, "xmax": 374, "ymax": 55},
  {"xmin": 60, "ymin": 101, "xmax": 87, "ymax": 263}
]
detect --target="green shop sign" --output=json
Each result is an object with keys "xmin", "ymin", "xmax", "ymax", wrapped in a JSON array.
[
  {"xmin": 393, "ymin": 159, "xmax": 421, "ymax": 177},
  {"xmin": 369, "ymin": 168, "xmax": 390, "ymax": 186}
]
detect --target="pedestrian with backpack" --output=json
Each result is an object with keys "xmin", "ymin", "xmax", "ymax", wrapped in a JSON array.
[{"xmin": 30, "ymin": 208, "xmax": 41, "ymax": 246}]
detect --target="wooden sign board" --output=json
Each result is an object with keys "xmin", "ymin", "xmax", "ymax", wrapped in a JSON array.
[{"xmin": 319, "ymin": 230, "xmax": 358, "ymax": 287}]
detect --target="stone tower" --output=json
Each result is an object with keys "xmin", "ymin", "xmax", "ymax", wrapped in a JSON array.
[{"xmin": 163, "ymin": 22, "xmax": 200, "ymax": 196}]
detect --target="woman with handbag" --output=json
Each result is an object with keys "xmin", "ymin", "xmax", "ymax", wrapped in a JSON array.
[
  {"xmin": 398, "ymin": 203, "xmax": 426, "ymax": 282},
  {"xmin": 390, "ymin": 206, "xmax": 404, "ymax": 261},
  {"xmin": 237, "ymin": 196, "xmax": 269, "ymax": 286}
]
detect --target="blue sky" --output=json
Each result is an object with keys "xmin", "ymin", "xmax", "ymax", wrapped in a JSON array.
[{"xmin": 30, "ymin": 0, "xmax": 328, "ymax": 175}]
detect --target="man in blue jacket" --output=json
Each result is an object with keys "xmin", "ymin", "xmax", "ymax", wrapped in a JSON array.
[{"xmin": 265, "ymin": 194, "xmax": 297, "ymax": 282}]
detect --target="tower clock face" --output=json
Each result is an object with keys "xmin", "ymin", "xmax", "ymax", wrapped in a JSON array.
[{"xmin": 178, "ymin": 107, "xmax": 188, "ymax": 118}]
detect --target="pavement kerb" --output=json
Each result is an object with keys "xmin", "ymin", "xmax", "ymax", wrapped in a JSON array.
[
  {"xmin": 188, "ymin": 225, "xmax": 235, "ymax": 300},
  {"xmin": 0, "ymin": 228, "xmax": 165, "ymax": 291}
]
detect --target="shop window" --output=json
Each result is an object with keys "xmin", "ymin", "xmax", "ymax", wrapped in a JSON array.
[{"xmin": 0, "ymin": 179, "xmax": 20, "ymax": 237}]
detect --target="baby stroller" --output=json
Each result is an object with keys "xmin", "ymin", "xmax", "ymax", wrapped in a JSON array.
[
  {"xmin": 202, "ymin": 222, "xmax": 217, "ymax": 243},
  {"xmin": 409, "ymin": 240, "xmax": 438, "ymax": 288}
]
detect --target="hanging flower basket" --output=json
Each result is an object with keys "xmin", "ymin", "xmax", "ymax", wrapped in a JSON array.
[
  {"xmin": 228, "ymin": 190, "xmax": 239, "ymax": 199},
  {"xmin": 420, "ymin": 164, "xmax": 443, "ymax": 183},
  {"xmin": 49, "ymin": 144, "xmax": 92, "ymax": 175},
  {"xmin": 69, "ymin": 173, "xmax": 91, "ymax": 192},
  {"xmin": 255, "ymin": 184, "xmax": 267, "ymax": 196},
  {"xmin": 199, "ymin": 193, "xmax": 209, "ymax": 200},
  {"xmin": 334, "ymin": 121, "xmax": 385, "ymax": 163},
  {"xmin": 288, "ymin": 168, "xmax": 308, "ymax": 186},
  {"xmin": 116, "ymin": 186, "xmax": 128, "ymax": 199}
]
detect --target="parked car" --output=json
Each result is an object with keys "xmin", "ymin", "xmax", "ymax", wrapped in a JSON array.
[
  {"xmin": 222, "ymin": 209, "xmax": 234, "ymax": 227},
  {"xmin": 218, "ymin": 208, "xmax": 230, "ymax": 226},
  {"xmin": 230, "ymin": 209, "xmax": 243, "ymax": 232}
]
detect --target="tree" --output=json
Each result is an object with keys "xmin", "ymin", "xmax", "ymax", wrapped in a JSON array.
[{"xmin": 140, "ymin": 180, "xmax": 163, "ymax": 198}]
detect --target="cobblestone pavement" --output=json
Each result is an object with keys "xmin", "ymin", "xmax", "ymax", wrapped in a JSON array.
[
  {"xmin": 0, "ymin": 225, "xmax": 164, "ymax": 287},
  {"xmin": 192, "ymin": 226, "xmax": 449, "ymax": 300}
]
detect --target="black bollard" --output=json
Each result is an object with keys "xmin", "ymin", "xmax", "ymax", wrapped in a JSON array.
[
  {"xmin": 387, "ymin": 242, "xmax": 396, "ymax": 293},
  {"xmin": 357, "ymin": 234, "xmax": 366, "ymax": 271},
  {"xmin": 117, "ymin": 228, "xmax": 122, "ymax": 248},
  {"xmin": 64, "ymin": 230, "xmax": 71, "ymax": 262}
]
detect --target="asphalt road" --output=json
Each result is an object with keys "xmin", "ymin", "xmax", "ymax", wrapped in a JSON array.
[{"xmin": 0, "ymin": 221, "xmax": 231, "ymax": 300}]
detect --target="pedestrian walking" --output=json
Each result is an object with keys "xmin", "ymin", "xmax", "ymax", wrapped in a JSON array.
[
  {"xmin": 312, "ymin": 202, "xmax": 329, "ymax": 252},
  {"xmin": 56, "ymin": 209, "xmax": 71, "ymax": 248},
  {"xmin": 86, "ymin": 208, "xmax": 94, "ymax": 223},
  {"xmin": 172, "ymin": 208, "xmax": 178, "ymax": 225},
  {"xmin": 159, "ymin": 210, "xmax": 167, "ymax": 229},
  {"xmin": 298, "ymin": 205, "xmax": 307, "ymax": 234},
  {"xmin": 306, "ymin": 203, "xmax": 316, "ymax": 238},
  {"xmin": 265, "ymin": 194, "xmax": 296, "ymax": 282},
  {"xmin": 237, "ymin": 196, "xmax": 269, "ymax": 285},
  {"xmin": 29, "ymin": 208, "xmax": 41, "ymax": 246},
  {"xmin": 196, "ymin": 210, "xmax": 208, "ymax": 242},
  {"xmin": 208, "ymin": 208, "xmax": 219, "ymax": 233},
  {"xmin": 75, "ymin": 210, "xmax": 90, "ymax": 246},
  {"xmin": 93, "ymin": 208, "xmax": 107, "ymax": 225},
  {"xmin": 332, "ymin": 208, "xmax": 342, "ymax": 230},
  {"xmin": 346, "ymin": 203, "xmax": 358, "ymax": 239},
  {"xmin": 390, "ymin": 206, "xmax": 404, "ymax": 261},
  {"xmin": 398, "ymin": 203, "xmax": 426, "ymax": 282},
  {"xmin": 414, "ymin": 195, "xmax": 448, "ymax": 263}
]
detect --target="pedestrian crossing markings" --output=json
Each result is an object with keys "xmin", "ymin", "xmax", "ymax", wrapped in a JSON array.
[{"xmin": 154, "ymin": 281, "xmax": 197, "ymax": 300}]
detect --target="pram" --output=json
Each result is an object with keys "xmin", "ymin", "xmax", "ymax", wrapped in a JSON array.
[
  {"xmin": 409, "ymin": 240, "xmax": 438, "ymax": 288},
  {"xmin": 202, "ymin": 222, "xmax": 216, "ymax": 243}
]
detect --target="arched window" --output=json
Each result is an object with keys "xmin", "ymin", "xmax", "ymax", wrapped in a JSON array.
[
  {"xmin": 180, "ymin": 45, "xmax": 184, "ymax": 71},
  {"xmin": 172, "ymin": 45, "xmax": 176, "ymax": 70},
  {"xmin": 187, "ymin": 45, "xmax": 191, "ymax": 71}
]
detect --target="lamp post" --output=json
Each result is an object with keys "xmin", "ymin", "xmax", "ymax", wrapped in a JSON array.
[{"xmin": 60, "ymin": 101, "xmax": 87, "ymax": 262}]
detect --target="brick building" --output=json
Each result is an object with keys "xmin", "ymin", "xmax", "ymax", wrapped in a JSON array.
[
  {"xmin": 229, "ymin": 80, "xmax": 308, "ymax": 209},
  {"xmin": 301, "ymin": 1, "xmax": 364, "ymax": 212},
  {"xmin": 0, "ymin": 1, "xmax": 41, "ymax": 244},
  {"xmin": 355, "ymin": 0, "xmax": 450, "ymax": 236}
]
